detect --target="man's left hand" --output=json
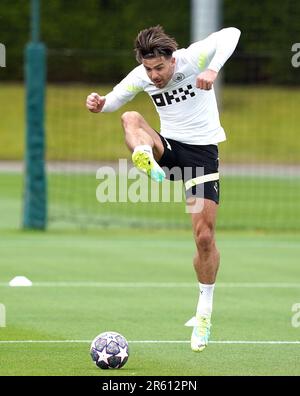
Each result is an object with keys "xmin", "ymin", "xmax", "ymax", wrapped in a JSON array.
[{"xmin": 196, "ymin": 69, "xmax": 218, "ymax": 90}]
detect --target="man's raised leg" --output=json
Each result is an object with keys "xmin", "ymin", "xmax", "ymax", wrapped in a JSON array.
[{"xmin": 121, "ymin": 111, "xmax": 166, "ymax": 182}]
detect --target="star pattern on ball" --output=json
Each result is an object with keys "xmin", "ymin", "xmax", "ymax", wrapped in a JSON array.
[
  {"xmin": 115, "ymin": 345, "xmax": 128, "ymax": 361},
  {"xmin": 97, "ymin": 349, "xmax": 109, "ymax": 365}
]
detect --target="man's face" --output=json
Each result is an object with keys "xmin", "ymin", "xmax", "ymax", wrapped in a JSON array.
[{"xmin": 142, "ymin": 56, "xmax": 176, "ymax": 89}]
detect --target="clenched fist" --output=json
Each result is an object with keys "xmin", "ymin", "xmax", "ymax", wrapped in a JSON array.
[
  {"xmin": 86, "ymin": 92, "xmax": 106, "ymax": 113},
  {"xmin": 196, "ymin": 69, "xmax": 218, "ymax": 90}
]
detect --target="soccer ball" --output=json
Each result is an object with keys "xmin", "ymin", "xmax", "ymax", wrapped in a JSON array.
[{"xmin": 90, "ymin": 331, "xmax": 129, "ymax": 369}]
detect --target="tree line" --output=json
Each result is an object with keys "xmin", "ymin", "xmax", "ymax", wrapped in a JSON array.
[{"xmin": 0, "ymin": 0, "xmax": 299, "ymax": 84}]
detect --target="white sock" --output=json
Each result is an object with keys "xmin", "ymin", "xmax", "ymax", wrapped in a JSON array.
[
  {"xmin": 196, "ymin": 283, "xmax": 215, "ymax": 318},
  {"xmin": 133, "ymin": 145, "xmax": 153, "ymax": 156}
]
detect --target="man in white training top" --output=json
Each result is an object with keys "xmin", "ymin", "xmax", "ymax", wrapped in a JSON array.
[{"xmin": 86, "ymin": 25, "xmax": 241, "ymax": 352}]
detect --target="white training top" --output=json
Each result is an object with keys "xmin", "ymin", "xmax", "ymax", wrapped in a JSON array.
[{"xmin": 102, "ymin": 27, "xmax": 241, "ymax": 145}]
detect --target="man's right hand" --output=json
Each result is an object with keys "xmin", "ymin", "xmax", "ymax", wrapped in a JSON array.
[{"xmin": 86, "ymin": 92, "xmax": 106, "ymax": 113}]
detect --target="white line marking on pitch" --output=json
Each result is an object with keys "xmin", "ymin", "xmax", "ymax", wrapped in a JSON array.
[
  {"xmin": 1, "ymin": 282, "xmax": 300, "ymax": 288},
  {"xmin": 0, "ymin": 340, "xmax": 299, "ymax": 345}
]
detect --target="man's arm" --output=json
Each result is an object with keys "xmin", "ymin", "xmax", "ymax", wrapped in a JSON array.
[
  {"xmin": 86, "ymin": 91, "xmax": 127, "ymax": 113},
  {"xmin": 205, "ymin": 27, "xmax": 241, "ymax": 73},
  {"xmin": 187, "ymin": 27, "xmax": 241, "ymax": 90},
  {"xmin": 86, "ymin": 66, "xmax": 145, "ymax": 113}
]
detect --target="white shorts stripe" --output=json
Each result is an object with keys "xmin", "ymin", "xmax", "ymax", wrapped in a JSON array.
[{"xmin": 185, "ymin": 172, "xmax": 219, "ymax": 191}]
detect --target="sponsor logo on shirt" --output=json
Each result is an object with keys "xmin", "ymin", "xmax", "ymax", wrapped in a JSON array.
[{"xmin": 151, "ymin": 84, "xmax": 196, "ymax": 107}]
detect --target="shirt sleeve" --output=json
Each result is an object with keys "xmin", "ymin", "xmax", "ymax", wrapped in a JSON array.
[
  {"xmin": 185, "ymin": 27, "xmax": 241, "ymax": 73},
  {"xmin": 101, "ymin": 66, "xmax": 145, "ymax": 112}
]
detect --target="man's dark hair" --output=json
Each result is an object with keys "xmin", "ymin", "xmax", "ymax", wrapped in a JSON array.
[{"xmin": 134, "ymin": 25, "xmax": 178, "ymax": 63}]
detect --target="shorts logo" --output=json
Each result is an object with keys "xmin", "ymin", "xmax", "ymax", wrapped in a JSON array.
[
  {"xmin": 163, "ymin": 137, "xmax": 172, "ymax": 151},
  {"xmin": 151, "ymin": 84, "xmax": 196, "ymax": 107},
  {"xmin": 214, "ymin": 182, "xmax": 218, "ymax": 194}
]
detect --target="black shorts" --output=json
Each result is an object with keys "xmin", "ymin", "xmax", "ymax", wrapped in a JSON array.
[{"xmin": 157, "ymin": 134, "xmax": 220, "ymax": 204}]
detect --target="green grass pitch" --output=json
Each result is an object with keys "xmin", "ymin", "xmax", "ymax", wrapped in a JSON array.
[{"xmin": 0, "ymin": 173, "xmax": 300, "ymax": 376}]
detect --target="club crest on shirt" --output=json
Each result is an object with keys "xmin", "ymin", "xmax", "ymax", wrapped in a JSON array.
[{"xmin": 172, "ymin": 72, "xmax": 185, "ymax": 82}]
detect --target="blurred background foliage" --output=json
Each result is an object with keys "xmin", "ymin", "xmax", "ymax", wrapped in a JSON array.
[{"xmin": 0, "ymin": 0, "xmax": 300, "ymax": 83}]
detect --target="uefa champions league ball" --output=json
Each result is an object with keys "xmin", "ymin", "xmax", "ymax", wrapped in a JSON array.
[{"xmin": 90, "ymin": 331, "xmax": 129, "ymax": 369}]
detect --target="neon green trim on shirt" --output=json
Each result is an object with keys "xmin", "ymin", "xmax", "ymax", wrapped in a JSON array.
[
  {"xmin": 198, "ymin": 53, "xmax": 207, "ymax": 70},
  {"xmin": 126, "ymin": 85, "xmax": 143, "ymax": 93}
]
